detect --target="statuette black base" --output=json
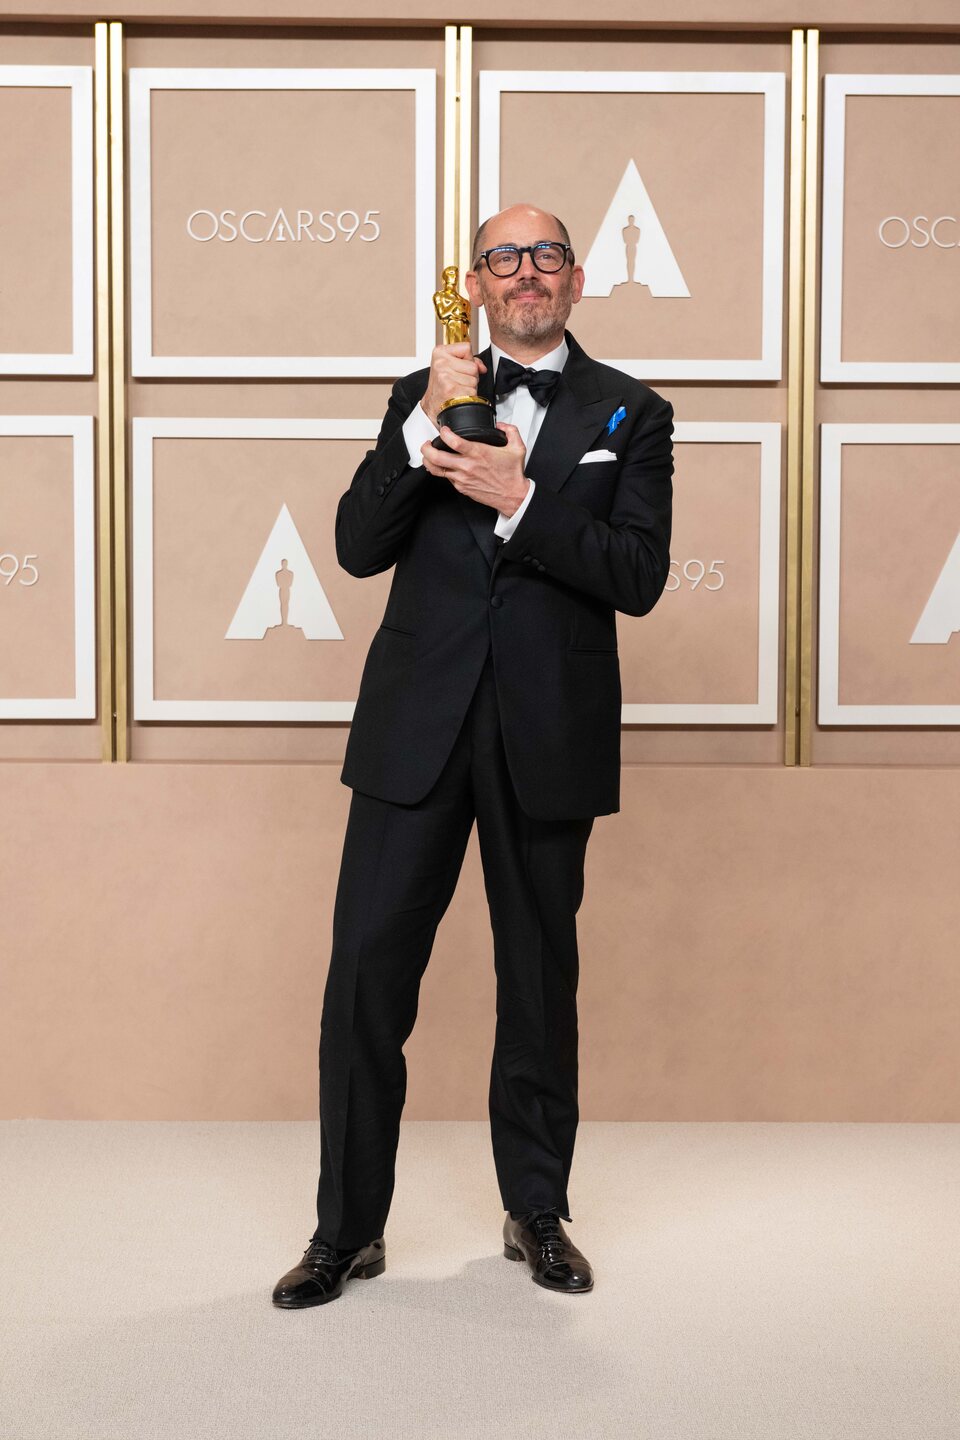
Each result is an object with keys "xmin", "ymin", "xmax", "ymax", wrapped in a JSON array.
[{"xmin": 432, "ymin": 397, "xmax": 508, "ymax": 452}]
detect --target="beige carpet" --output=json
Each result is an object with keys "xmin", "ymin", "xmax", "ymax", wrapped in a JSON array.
[{"xmin": 2, "ymin": 1120, "xmax": 959, "ymax": 1439}]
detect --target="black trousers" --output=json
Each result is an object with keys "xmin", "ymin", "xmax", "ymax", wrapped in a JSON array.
[{"xmin": 315, "ymin": 649, "xmax": 595, "ymax": 1249}]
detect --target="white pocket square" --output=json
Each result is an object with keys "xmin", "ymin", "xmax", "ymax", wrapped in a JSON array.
[{"xmin": 580, "ymin": 448, "xmax": 618, "ymax": 464}]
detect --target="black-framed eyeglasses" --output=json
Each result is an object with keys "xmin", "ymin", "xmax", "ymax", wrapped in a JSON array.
[{"xmin": 474, "ymin": 242, "xmax": 574, "ymax": 277}]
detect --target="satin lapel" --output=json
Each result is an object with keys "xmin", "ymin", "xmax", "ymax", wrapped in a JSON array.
[
  {"xmin": 455, "ymin": 334, "xmax": 622, "ymax": 569},
  {"xmin": 524, "ymin": 336, "xmax": 622, "ymax": 495},
  {"xmin": 456, "ymin": 346, "xmax": 500, "ymax": 570}
]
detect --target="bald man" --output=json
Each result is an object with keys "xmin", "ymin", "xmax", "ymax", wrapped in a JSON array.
[{"xmin": 273, "ymin": 205, "xmax": 674, "ymax": 1306}]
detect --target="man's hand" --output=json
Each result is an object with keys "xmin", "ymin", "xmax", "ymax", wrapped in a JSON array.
[
  {"xmin": 420, "ymin": 343, "xmax": 488, "ymax": 424},
  {"xmin": 421, "ymin": 422, "xmax": 530, "ymax": 517}
]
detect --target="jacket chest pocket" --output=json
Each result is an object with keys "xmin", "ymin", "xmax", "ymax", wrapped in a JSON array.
[
  {"xmin": 565, "ymin": 460, "xmax": 619, "ymax": 517},
  {"xmin": 572, "ymin": 457, "xmax": 618, "ymax": 475},
  {"xmin": 568, "ymin": 458, "xmax": 619, "ymax": 491}
]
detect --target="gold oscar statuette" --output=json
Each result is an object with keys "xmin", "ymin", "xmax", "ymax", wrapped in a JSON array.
[{"xmin": 431, "ymin": 264, "xmax": 508, "ymax": 452}]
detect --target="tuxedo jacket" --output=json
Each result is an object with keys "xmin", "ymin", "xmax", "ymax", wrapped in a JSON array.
[{"xmin": 336, "ymin": 330, "xmax": 674, "ymax": 821}]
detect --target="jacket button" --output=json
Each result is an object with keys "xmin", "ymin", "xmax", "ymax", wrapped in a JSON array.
[
  {"xmin": 375, "ymin": 484, "xmax": 385, "ymax": 496},
  {"xmin": 388, "ymin": 469, "xmax": 399, "ymax": 481},
  {"xmin": 521, "ymin": 553, "xmax": 531, "ymax": 561},
  {"xmin": 537, "ymin": 563, "xmax": 546, "ymax": 572},
  {"xmin": 490, "ymin": 595, "xmax": 503, "ymax": 608}
]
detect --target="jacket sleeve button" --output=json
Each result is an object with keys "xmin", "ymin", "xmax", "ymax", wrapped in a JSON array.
[{"xmin": 375, "ymin": 484, "xmax": 385, "ymax": 496}]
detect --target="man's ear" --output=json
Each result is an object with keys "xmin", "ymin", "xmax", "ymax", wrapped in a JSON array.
[
  {"xmin": 464, "ymin": 270, "xmax": 484, "ymax": 309},
  {"xmin": 570, "ymin": 263, "xmax": 586, "ymax": 306}
]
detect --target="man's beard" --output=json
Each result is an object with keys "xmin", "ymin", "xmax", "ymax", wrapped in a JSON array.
[{"xmin": 480, "ymin": 275, "xmax": 572, "ymax": 348}]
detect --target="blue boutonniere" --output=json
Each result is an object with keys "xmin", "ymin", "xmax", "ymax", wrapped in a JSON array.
[{"xmin": 606, "ymin": 405, "xmax": 627, "ymax": 437}]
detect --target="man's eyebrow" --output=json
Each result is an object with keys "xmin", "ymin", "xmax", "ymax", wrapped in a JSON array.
[{"xmin": 484, "ymin": 239, "xmax": 562, "ymax": 249}]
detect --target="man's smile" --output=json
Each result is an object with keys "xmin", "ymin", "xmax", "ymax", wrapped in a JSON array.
[
  {"xmin": 507, "ymin": 291, "xmax": 550, "ymax": 306},
  {"xmin": 505, "ymin": 283, "xmax": 551, "ymax": 301}
]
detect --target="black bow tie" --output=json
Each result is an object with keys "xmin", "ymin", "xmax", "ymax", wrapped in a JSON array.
[{"xmin": 495, "ymin": 357, "xmax": 562, "ymax": 406}]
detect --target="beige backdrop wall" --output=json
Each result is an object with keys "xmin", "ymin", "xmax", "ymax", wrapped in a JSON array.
[
  {"xmin": 3, "ymin": 762, "xmax": 960, "ymax": 1121},
  {"xmin": 1, "ymin": 14, "xmax": 959, "ymax": 1120}
]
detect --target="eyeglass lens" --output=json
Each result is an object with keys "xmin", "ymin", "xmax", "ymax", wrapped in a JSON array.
[{"xmin": 486, "ymin": 243, "xmax": 568, "ymax": 276}]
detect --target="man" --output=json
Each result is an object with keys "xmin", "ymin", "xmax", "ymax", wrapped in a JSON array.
[{"xmin": 272, "ymin": 204, "xmax": 674, "ymax": 1307}]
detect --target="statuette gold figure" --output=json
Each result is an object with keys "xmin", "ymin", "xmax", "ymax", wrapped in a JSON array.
[
  {"xmin": 430, "ymin": 263, "xmax": 507, "ymax": 450},
  {"xmin": 433, "ymin": 265, "xmax": 472, "ymax": 346}
]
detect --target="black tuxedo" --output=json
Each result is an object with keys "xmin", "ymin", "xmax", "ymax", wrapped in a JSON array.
[
  {"xmin": 338, "ymin": 331, "xmax": 674, "ymax": 820},
  {"xmin": 313, "ymin": 333, "xmax": 673, "ymax": 1250}
]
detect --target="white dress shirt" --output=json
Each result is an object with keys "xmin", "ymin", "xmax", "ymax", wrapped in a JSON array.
[{"xmin": 400, "ymin": 336, "xmax": 569, "ymax": 540}]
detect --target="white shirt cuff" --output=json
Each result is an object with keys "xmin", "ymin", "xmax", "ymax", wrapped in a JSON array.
[
  {"xmin": 402, "ymin": 402, "xmax": 440, "ymax": 468},
  {"xmin": 494, "ymin": 479, "xmax": 536, "ymax": 540}
]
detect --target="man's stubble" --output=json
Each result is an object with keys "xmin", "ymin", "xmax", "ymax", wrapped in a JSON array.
[{"xmin": 478, "ymin": 270, "xmax": 575, "ymax": 352}]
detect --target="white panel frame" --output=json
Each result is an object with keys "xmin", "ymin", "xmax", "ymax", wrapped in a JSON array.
[
  {"xmin": 477, "ymin": 71, "xmax": 786, "ymax": 381},
  {"xmin": 821, "ymin": 75, "xmax": 960, "ymax": 384},
  {"xmin": 133, "ymin": 417, "xmax": 381, "ymax": 720},
  {"xmin": 128, "ymin": 68, "xmax": 437, "ymax": 378},
  {"xmin": 0, "ymin": 67, "xmax": 93, "ymax": 375},
  {"xmin": 819, "ymin": 424, "xmax": 960, "ymax": 726},
  {"xmin": 0, "ymin": 416, "xmax": 96, "ymax": 717},
  {"xmin": 623, "ymin": 421, "xmax": 782, "ymax": 724}
]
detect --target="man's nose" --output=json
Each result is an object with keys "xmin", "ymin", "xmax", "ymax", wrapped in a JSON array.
[{"xmin": 516, "ymin": 249, "xmax": 540, "ymax": 278}]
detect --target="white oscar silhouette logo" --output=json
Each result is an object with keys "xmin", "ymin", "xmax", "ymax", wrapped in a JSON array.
[
  {"xmin": 582, "ymin": 159, "xmax": 689, "ymax": 299},
  {"xmin": 910, "ymin": 531, "xmax": 960, "ymax": 644},
  {"xmin": 225, "ymin": 502, "xmax": 343, "ymax": 641}
]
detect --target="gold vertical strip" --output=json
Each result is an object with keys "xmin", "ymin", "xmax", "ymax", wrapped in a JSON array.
[
  {"xmin": 798, "ymin": 29, "xmax": 820, "ymax": 767},
  {"xmin": 94, "ymin": 23, "xmax": 114, "ymax": 761},
  {"xmin": 456, "ymin": 26, "xmax": 473, "ymax": 282},
  {"xmin": 108, "ymin": 22, "xmax": 129, "ymax": 762},
  {"xmin": 783, "ymin": 30, "xmax": 806, "ymax": 766},
  {"xmin": 443, "ymin": 26, "xmax": 458, "ymax": 267}
]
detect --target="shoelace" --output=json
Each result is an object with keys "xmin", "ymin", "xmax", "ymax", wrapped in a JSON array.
[
  {"xmin": 528, "ymin": 1210, "xmax": 567, "ymax": 1266},
  {"xmin": 304, "ymin": 1236, "xmax": 345, "ymax": 1266}
]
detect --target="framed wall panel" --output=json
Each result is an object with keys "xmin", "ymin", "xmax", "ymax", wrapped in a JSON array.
[
  {"xmin": 0, "ymin": 417, "xmax": 96, "ymax": 718},
  {"xmin": 128, "ymin": 68, "xmax": 437, "ymax": 378},
  {"xmin": 0, "ymin": 67, "xmax": 93, "ymax": 375},
  {"xmin": 812, "ymin": 39, "xmax": 960, "ymax": 767},
  {"xmin": 819, "ymin": 424, "xmax": 960, "ymax": 725},
  {"xmin": 621, "ymin": 422, "xmax": 782, "ymax": 723},
  {"xmin": 477, "ymin": 70, "xmax": 786, "ymax": 380},
  {"xmin": 132, "ymin": 417, "xmax": 385, "ymax": 720},
  {"xmin": 821, "ymin": 74, "xmax": 960, "ymax": 383}
]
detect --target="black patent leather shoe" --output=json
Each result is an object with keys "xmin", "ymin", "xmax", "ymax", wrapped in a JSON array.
[
  {"xmin": 272, "ymin": 1233, "xmax": 386, "ymax": 1308},
  {"xmin": 503, "ymin": 1209, "xmax": 594, "ymax": 1293}
]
